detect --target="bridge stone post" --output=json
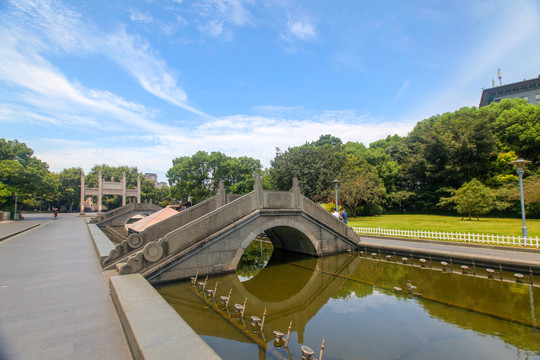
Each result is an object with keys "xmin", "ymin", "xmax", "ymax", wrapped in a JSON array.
[
  {"xmin": 136, "ymin": 176, "xmax": 141, "ymax": 203},
  {"xmin": 122, "ymin": 172, "xmax": 126, "ymax": 206},
  {"xmin": 80, "ymin": 170, "xmax": 85, "ymax": 215},
  {"xmin": 291, "ymin": 177, "xmax": 301, "ymax": 209},
  {"xmin": 218, "ymin": 180, "xmax": 226, "ymax": 207},
  {"xmin": 254, "ymin": 173, "xmax": 264, "ymax": 209},
  {"xmin": 98, "ymin": 171, "xmax": 103, "ymax": 215}
]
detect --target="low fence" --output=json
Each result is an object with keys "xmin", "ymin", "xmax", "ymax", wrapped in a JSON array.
[
  {"xmin": 352, "ymin": 226, "xmax": 540, "ymax": 248},
  {"xmin": 0, "ymin": 211, "xmax": 11, "ymax": 221}
]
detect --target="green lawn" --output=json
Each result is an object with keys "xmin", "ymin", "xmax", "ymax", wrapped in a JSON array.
[{"xmin": 348, "ymin": 214, "xmax": 540, "ymax": 238}]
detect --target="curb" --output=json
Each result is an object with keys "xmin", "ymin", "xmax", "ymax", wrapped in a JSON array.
[{"xmin": 0, "ymin": 224, "xmax": 41, "ymax": 242}]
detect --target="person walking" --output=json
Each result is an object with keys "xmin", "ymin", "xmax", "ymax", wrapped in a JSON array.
[{"xmin": 341, "ymin": 209, "xmax": 348, "ymax": 224}]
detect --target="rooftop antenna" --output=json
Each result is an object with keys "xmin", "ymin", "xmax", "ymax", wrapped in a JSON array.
[{"xmin": 497, "ymin": 68, "xmax": 502, "ymax": 86}]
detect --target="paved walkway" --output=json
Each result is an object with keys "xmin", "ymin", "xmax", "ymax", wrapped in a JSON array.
[
  {"xmin": 359, "ymin": 235, "xmax": 540, "ymax": 270},
  {"xmin": 0, "ymin": 213, "xmax": 131, "ymax": 360}
]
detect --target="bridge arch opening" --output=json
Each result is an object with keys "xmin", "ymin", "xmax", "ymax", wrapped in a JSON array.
[
  {"xmin": 264, "ymin": 226, "xmax": 318, "ymax": 256},
  {"xmin": 236, "ymin": 236, "xmax": 274, "ymax": 282},
  {"xmin": 234, "ymin": 223, "xmax": 319, "ymax": 302}
]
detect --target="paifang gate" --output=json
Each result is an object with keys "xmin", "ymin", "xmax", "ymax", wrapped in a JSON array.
[{"xmin": 80, "ymin": 170, "xmax": 141, "ymax": 215}]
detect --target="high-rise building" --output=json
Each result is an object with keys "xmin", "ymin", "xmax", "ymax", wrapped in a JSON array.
[{"xmin": 479, "ymin": 75, "xmax": 540, "ymax": 107}]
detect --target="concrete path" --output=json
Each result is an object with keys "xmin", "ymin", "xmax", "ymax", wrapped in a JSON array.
[
  {"xmin": 0, "ymin": 213, "xmax": 131, "ymax": 360},
  {"xmin": 0, "ymin": 218, "xmax": 42, "ymax": 241}
]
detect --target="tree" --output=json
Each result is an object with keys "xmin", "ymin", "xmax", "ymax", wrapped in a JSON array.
[
  {"xmin": 479, "ymin": 98, "xmax": 540, "ymax": 167},
  {"xmin": 57, "ymin": 167, "xmax": 82, "ymax": 212},
  {"xmin": 336, "ymin": 154, "xmax": 386, "ymax": 216},
  {"xmin": 438, "ymin": 179, "xmax": 495, "ymax": 220},
  {"xmin": 167, "ymin": 151, "xmax": 262, "ymax": 203},
  {"xmin": 141, "ymin": 178, "xmax": 171, "ymax": 206},
  {"xmin": 0, "ymin": 139, "xmax": 58, "ymax": 212},
  {"xmin": 396, "ymin": 107, "xmax": 498, "ymax": 210},
  {"xmin": 270, "ymin": 135, "xmax": 346, "ymax": 201}
]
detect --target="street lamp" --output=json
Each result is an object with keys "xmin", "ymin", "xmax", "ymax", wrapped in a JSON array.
[
  {"xmin": 509, "ymin": 158, "xmax": 532, "ymax": 245},
  {"xmin": 13, "ymin": 193, "xmax": 20, "ymax": 221},
  {"xmin": 331, "ymin": 179, "xmax": 340, "ymax": 213}
]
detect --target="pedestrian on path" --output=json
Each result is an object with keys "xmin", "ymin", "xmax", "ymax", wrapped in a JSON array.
[
  {"xmin": 341, "ymin": 210, "xmax": 348, "ymax": 224},
  {"xmin": 332, "ymin": 210, "xmax": 342, "ymax": 220}
]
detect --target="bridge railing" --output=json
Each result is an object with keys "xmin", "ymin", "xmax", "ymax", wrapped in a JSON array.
[
  {"xmin": 352, "ymin": 226, "xmax": 540, "ymax": 248},
  {"xmin": 162, "ymin": 191, "xmax": 257, "ymax": 255},
  {"xmin": 103, "ymin": 194, "xmax": 227, "ymax": 268},
  {"xmin": 141, "ymin": 194, "xmax": 224, "ymax": 243},
  {"xmin": 301, "ymin": 195, "xmax": 360, "ymax": 242},
  {"xmin": 120, "ymin": 192, "xmax": 258, "ymax": 276},
  {"xmin": 90, "ymin": 203, "xmax": 135, "ymax": 224},
  {"xmin": 90, "ymin": 202, "xmax": 160, "ymax": 224}
]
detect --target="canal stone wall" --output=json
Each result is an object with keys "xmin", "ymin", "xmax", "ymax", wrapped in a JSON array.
[
  {"xmin": 118, "ymin": 176, "xmax": 362, "ymax": 284},
  {"xmin": 109, "ymin": 274, "xmax": 222, "ymax": 360}
]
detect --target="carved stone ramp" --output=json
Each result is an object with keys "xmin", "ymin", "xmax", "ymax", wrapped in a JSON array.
[
  {"xmin": 101, "ymin": 182, "xmax": 241, "ymax": 270},
  {"xmin": 90, "ymin": 202, "xmax": 162, "ymax": 227},
  {"xmin": 118, "ymin": 177, "xmax": 361, "ymax": 284}
]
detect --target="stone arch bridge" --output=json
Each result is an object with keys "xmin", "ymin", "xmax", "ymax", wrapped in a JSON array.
[{"xmin": 107, "ymin": 176, "xmax": 361, "ymax": 284}]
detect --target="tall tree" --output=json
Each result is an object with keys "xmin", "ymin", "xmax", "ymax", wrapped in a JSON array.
[
  {"xmin": 0, "ymin": 139, "xmax": 58, "ymax": 212},
  {"xmin": 57, "ymin": 167, "xmax": 82, "ymax": 212},
  {"xmin": 167, "ymin": 151, "xmax": 262, "ymax": 203},
  {"xmin": 336, "ymin": 154, "xmax": 386, "ymax": 216},
  {"xmin": 270, "ymin": 136, "xmax": 346, "ymax": 201}
]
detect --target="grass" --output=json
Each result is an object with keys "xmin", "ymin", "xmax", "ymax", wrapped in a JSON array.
[{"xmin": 348, "ymin": 214, "xmax": 540, "ymax": 238}]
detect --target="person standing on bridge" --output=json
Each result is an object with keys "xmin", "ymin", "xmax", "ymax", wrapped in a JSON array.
[
  {"xmin": 332, "ymin": 210, "xmax": 342, "ymax": 220},
  {"xmin": 341, "ymin": 209, "xmax": 348, "ymax": 224}
]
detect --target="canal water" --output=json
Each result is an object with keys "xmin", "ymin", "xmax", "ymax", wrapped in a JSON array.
[{"xmin": 157, "ymin": 241, "xmax": 540, "ymax": 360}]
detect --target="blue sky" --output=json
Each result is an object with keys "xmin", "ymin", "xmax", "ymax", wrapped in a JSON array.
[{"xmin": 1, "ymin": 0, "xmax": 539, "ymax": 182}]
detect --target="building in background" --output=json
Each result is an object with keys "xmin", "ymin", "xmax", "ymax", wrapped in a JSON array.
[
  {"xmin": 479, "ymin": 73, "xmax": 540, "ymax": 107},
  {"xmin": 144, "ymin": 173, "xmax": 168, "ymax": 188}
]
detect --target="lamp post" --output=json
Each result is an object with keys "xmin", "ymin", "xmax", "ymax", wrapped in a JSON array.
[
  {"xmin": 13, "ymin": 193, "xmax": 19, "ymax": 221},
  {"xmin": 331, "ymin": 179, "xmax": 340, "ymax": 213},
  {"xmin": 509, "ymin": 158, "xmax": 532, "ymax": 245}
]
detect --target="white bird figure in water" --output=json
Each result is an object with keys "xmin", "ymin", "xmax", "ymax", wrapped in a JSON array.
[{"xmin": 406, "ymin": 280, "xmax": 417, "ymax": 293}]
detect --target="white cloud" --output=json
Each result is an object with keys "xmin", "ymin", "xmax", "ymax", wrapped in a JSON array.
[
  {"xmin": 1, "ymin": 0, "xmax": 205, "ymax": 117},
  {"xmin": 193, "ymin": 0, "xmax": 252, "ymax": 38},
  {"xmin": 287, "ymin": 18, "xmax": 316, "ymax": 40},
  {"xmin": 30, "ymin": 107, "xmax": 415, "ymax": 183},
  {"xmin": 129, "ymin": 9, "xmax": 154, "ymax": 23},
  {"xmin": 395, "ymin": 80, "xmax": 410, "ymax": 99}
]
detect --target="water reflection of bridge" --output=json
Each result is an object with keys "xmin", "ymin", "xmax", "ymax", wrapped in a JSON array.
[
  {"xmin": 158, "ymin": 252, "xmax": 364, "ymax": 344},
  {"xmin": 160, "ymin": 251, "xmax": 540, "ymax": 355}
]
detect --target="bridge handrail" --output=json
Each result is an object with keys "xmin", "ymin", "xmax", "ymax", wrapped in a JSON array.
[
  {"xmin": 300, "ymin": 194, "xmax": 360, "ymax": 243},
  {"xmin": 120, "ymin": 192, "xmax": 258, "ymax": 275},
  {"xmin": 102, "ymin": 195, "xmax": 224, "ymax": 268},
  {"xmin": 90, "ymin": 202, "xmax": 161, "ymax": 224},
  {"xmin": 90, "ymin": 203, "xmax": 135, "ymax": 224},
  {"xmin": 141, "ymin": 194, "xmax": 223, "ymax": 242},
  {"xmin": 161, "ymin": 191, "xmax": 257, "ymax": 255}
]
